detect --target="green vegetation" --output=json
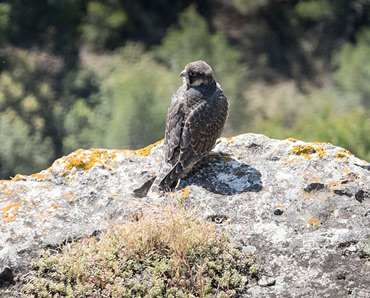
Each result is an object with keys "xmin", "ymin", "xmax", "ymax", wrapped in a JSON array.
[
  {"xmin": 21, "ymin": 207, "xmax": 257, "ymax": 297},
  {"xmin": 1, "ymin": 0, "xmax": 370, "ymax": 179},
  {"xmin": 357, "ymin": 240, "xmax": 370, "ymax": 259}
]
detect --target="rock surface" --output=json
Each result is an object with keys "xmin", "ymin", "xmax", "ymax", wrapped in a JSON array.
[{"xmin": 1, "ymin": 133, "xmax": 370, "ymax": 297}]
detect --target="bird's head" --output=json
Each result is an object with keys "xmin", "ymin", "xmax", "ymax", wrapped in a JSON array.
[{"xmin": 180, "ymin": 60, "xmax": 216, "ymax": 86}]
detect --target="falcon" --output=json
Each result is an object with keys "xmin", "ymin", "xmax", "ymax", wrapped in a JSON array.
[{"xmin": 150, "ymin": 60, "xmax": 229, "ymax": 195}]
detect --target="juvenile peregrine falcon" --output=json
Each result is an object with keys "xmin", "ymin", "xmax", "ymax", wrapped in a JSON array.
[{"xmin": 150, "ymin": 60, "xmax": 229, "ymax": 194}]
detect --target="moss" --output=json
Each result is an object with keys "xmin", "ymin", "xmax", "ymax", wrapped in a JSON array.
[
  {"xmin": 357, "ymin": 241, "xmax": 370, "ymax": 259},
  {"xmin": 20, "ymin": 206, "xmax": 258, "ymax": 297}
]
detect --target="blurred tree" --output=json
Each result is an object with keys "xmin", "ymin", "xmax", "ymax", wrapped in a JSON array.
[
  {"xmin": 250, "ymin": 84, "xmax": 370, "ymax": 161},
  {"xmin": 62, "ymin": 99, "xmax": 97, "ymax": 152},
  {"xmin": 333, "ymin": 28, "xmax": 370, "ymax": 107},
  {"xmin": 214, "ymin": 0, "xmax": 369, "ymax": 81},
  {"xmin": 93, "ymin": 44, "xmax": 177, "ymax": 149},
  {"xmin": 0, "ymin": 3, "xmax": 11, "ymax": 47},
  {"xmin": 290, "ymin": 102, "xmax": 370, "ymax": 161},
  {"xmin": 0, "ymin": 112, "xmax": 53, "ymax": 179},
  {"xmin": 81, "ymin": 1, "xmax": 128, "ymax": 51},
  {"xmin": 5, "ymin": 0, "xmax": 81, "ymax": 65},
  {"xmin": 59, "ymin": 67, "xmax": 102, "ymax": 153},
  {"xmin": 61, "ymin": 43, "xmax": 178, "ymax": 151},
  {"xmin": 0, "ymin": 49, "xmax": 62, "ymax": 178},
  {"xmin": 1, "ymin": 0, "xmax": 370, "ymax": 180},
  {"xmin": 120, "ymin": 0, "xmax": 207, "ymax": 45},
  {"xmin": 242, "ymin": 81, "xmax": 306, "ymax": 134}
]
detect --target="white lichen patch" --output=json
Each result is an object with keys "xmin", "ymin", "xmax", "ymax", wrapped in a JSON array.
[
  {"xmin": 253, "ymin": 222, "xmax": 289, "ymax": 244},
  {"xmin": 216, "ymin": 172, "xmax": 250, "ymax": 193}
]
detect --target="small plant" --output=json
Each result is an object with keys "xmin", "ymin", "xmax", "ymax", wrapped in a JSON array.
[
  {"xmin": 20, "ymin": 206, "xmax": 257, "ymax": 297},
  {"xmin": 357, "ymin": 241, "xmax": 370, "ymax": 259}
]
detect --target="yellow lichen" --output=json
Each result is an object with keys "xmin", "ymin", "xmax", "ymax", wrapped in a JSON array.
[
  {"xmin": 335, "ymin": 149, "xmax": 352, "ymax": 159},
  {"xmin": 30, "ymin": 173, "xmax": 47, "ymax": 180},
  {"xmin": 308, "ymin": 177, "xmax": 321, "ymax": 182},
  {"xmin": 327, "ymin": 180, "xmax": 341, "ymax": 188},
  {"xmin": 63, "ymin": 192, "xmax": 75, "ymax": 198},
  {"xmin": 0, "ymin": 184, "xmax": 11, "ymax": 195},
  {"xmin": 290, "ymin": 145, "xmax": 316, "ymax": 159},
  {"xmin": 223, "ymin": 157, "xmax": 233, "ymax": 162},
  {"xmin": 221, "ymin": 137, "xmax": 234, "ymax": 144},
  {"xmin": 46, "ymin": 204, "xmax": 58, "ymax": 210},
  {"xmin": 109, "ymin": 192, "xmax": 121, "ymax": 201},
  {"xmin": 180, "ymin": 187, "xmax": 190, "ymax": 199},
  {"xmin": 2, "ymin": 203, "xmax": 20, "ymax": 223},
  {"xmin": 12, "ymin": 174, "xmax": 26, "ymax": 181},
  {"xmin": 302, "ymin": 190, "xmax": 316, "ymax": 201},
  {"xmin": 284, "ymin": 157, "xmax": 301, "ymax": 164},
  {"xmin": 133, "ymin": 140, "xmax": 163, "ymax": 156},
  {"xmin": 307, "ymin": 217, "xmax": 321, "ymax": 227},
  {"xmin": 290, "ymin": 144, "xmax": 327, "ymax": 159},
  {"xmin": 315, "ymin": 147, "xmax": 327, "ymax": 158},
  {"xmin": 312, "ymin": 141, "xmax": 330, "ymax": 146},
  {"xmin": 62, "ymin": 149, "xmax": 119, "ymax": 174},
  {"xmin": 287, "ymin": 137, "xmax": 297, "ymax": 142},
  {"xmin": 343, "ymin": 168, "xmax": 359, "ymax": 178}
]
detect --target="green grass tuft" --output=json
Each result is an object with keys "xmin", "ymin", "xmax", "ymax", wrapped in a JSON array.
[{"xmin": 20, "ymin": 206, "xmax": 258, "ymax": 297}]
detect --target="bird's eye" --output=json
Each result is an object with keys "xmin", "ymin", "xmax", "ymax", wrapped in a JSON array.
[{"xmin": 189, "ymin": 71, "xmax": 196, "ymax": 77}]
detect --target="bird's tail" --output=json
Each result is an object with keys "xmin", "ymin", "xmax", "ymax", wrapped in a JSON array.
[{"xmin": 149, "ymin": 162, "xmax": 186, "ymax": 195}]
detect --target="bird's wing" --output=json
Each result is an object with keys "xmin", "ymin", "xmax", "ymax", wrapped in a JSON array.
[
  {"xmin": 150, "ymin": 93, "xmax": 185, "ymax": 192},
  {"xmin": 163, "ymin": 94, "xmax": 185, "ymax": 165},
  {"xmin": 152, "ymin": 88, "xmax": 228, "ymax": 193},
  {"xmin": 179, "ymin": 91, "xmax": 228, "ymax": 169}
]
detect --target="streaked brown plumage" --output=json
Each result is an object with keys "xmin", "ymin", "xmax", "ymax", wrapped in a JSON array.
[{"xmin": 150, "ymin": 60, "xmax": 229, "ymax": 194}]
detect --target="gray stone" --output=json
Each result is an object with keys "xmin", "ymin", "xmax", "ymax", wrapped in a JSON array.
[
  {"xmin": 258, "ymin": 275, "xmax": 276, "ymax": 287},
  {"xmin": 1, "ymin": 133, "xmax": 370, "ymax": 297}
]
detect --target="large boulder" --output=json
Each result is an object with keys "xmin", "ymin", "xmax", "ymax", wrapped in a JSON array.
[{"xmin": 1, "ymin": 134, "xmax": 369, "ymax": 297}]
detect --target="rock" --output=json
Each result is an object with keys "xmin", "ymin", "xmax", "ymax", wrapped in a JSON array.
[
  {"xmin": 1, "ymin": 134, "xmax": 370, "ymax": 297},
  {"xmin": 257, "ymin": 275, "xmax": 276, "ymax": 287}
]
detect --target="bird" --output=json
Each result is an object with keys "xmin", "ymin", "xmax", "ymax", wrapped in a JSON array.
[{"xmin": 149, "ymin": 60, "xmax": 229, "ymax": 195}]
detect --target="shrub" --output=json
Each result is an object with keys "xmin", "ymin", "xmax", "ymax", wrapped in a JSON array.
[
  {"xmin": 333, "ymin": 29, "xmax": 370, "ymax": 108},
  {"xmin": 21, "ymin": 206, "xmax": 257, "ymax": 297}
]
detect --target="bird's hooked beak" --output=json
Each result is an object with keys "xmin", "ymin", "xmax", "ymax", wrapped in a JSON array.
[{"xmin": 180, "ymin": 69, "xmax": 189, "ymax": 78}]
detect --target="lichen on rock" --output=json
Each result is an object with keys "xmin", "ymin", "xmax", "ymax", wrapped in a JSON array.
[{"xmin": 1, "ymin": 133, "xmax": 369, "ymax": 297}]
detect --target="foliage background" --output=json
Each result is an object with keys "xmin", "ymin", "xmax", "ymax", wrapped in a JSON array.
[{"xmin": 0, "ymin": 0, "xmax": 369, "ymax": 179}]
